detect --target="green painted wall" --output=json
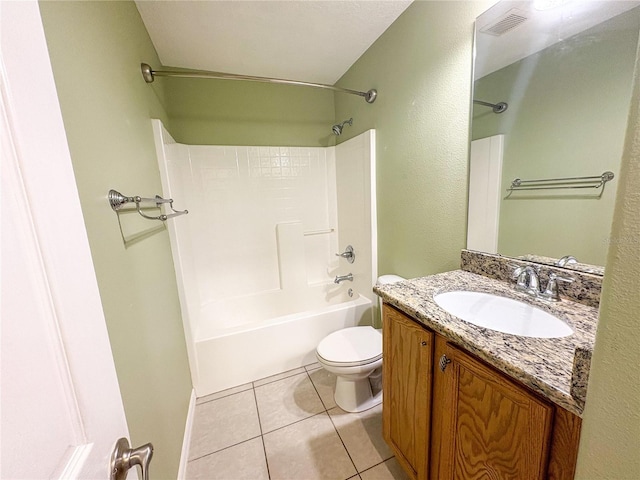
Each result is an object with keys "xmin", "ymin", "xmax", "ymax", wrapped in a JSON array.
[
  {"xmin": 39, "ymin": 1, "xmax": 192, "ymax": 477},
  {"xmin": 472, "ymin": 9, "xmax": 639, "ymax": 266},
  {"xmin": 575, "ymin": 41, "xmax": 640, "ymax": 480},
  {"xmin": 164, "ymin": 76, "xmax": 335, "ymax": 146},
  {"xmin": 334, "ymin": 0, "xmax": 494, "ymax": 278},
  {"xmin": 35, "ymin": 2, "xmax": 640, "ymax": 477}
]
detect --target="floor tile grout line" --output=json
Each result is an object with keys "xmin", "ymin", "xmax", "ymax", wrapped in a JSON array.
[
  {"xmin": 251, "ymin": 386, "xmax": 272, "ymax": 480},
  {"xmin": 253, "ymin": 370, "xmax": 327, "ymax": 436},
  {"xmin": 188, "ymin": 384, "xmax": 264, "ymax": 464},
  {"xmin": 251, "ymin": 383, "xmax": 263, "ymax": 436},
  {"xmin": 198, "ymin": 367, "xmax": 320, "ymax": 401},
  {"xmin": 196, "ymin": 386, "xmax": 254, "ymax": 405},
  {"xmin": 305, "ymin": 369, "xmax": 332, "ymax": 412},
  {"xmin": 262, "ymin": 409, "xmax": 328, "ymax": 436},
  {"xmin": 357, "ymin": 456, "xmax": 395, "ymax": 475},
  {"xmin": 323, "ymin": 399, "xmax": 394, "ymax": 476},
  {"xmin": 187, "ymin": 434, "xmax": 263, "ymax": 463},
  {"xmin": 260, "ymin": 434, "xmax": 271, "ymax": 480},
  {"xmin": 327, "ymin": 407, "xmax": 360, "ymax": 477},
  {"xmin": 253, "ymin": 369, "xmax": 308, "ymax": 388}
]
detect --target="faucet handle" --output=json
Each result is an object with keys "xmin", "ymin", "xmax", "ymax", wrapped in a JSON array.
[
  {"xmin": 550, "ymin": 272, "xmax": 574, "ymax": 283},
  {"xmin": 510, "ymin": 264, "xmax": 539, "ymax": 275},
  {"xmin": 556, "ymin": 255, "xmax": 578, "ymax": 267},
  {"xmin": 540, "ymin": 272, "xmax": 574, "ymax": 302},
  {"xmin": 510, "ymin": 265, "xmax": 528, "ymax": 291},
  {"xmin": 510, "ymin": 264, "xmax": 524, "ymax": 275},
  {"xmin": 335, "ymin": 245, "xmax": 355, "ymax": 264}
]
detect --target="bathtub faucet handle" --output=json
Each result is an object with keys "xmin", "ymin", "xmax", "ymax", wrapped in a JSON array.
[
  {"xmin": 334, "ymin": 273, "xmax": 354, "ymax": 284},
  {"xmin": 335, "ymin": 245, "xmax": 355, "ymax": 264}
]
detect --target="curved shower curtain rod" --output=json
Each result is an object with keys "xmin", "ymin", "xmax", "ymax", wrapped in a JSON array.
[{"xmin": 141, "ymin": 63, "xmax": 377, "ymax": 104}]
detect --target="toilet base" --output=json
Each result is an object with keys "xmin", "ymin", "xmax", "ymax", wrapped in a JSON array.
[{"xmin": 334, "ymin": 376, "xmax": 383, "ymax": 413}]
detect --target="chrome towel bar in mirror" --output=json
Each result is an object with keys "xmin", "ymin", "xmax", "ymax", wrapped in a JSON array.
[
  {"xmin": 507, "ymin": 171, "xmax": 614, "ymax": 195},
  {"xmin": 108, "ymin": 189, "xmax": 188, "ymax": 221}
]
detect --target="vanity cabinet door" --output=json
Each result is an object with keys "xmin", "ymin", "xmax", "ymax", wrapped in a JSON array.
[
  {"xmin": 382, "ymin": 305, "xmax": 433, "ymax": 480},
  {"xmin": 433, "ymin": 339, "xmax": 554, "ymax": 480}
]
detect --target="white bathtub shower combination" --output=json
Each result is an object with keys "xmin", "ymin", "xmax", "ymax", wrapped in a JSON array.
[{"xmin": 152, "ymin": 120, "xmax": 377, "ymax": 395}]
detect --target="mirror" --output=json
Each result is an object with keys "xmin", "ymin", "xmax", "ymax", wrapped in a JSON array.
[{"xmin": 469, "ymin": 1, "xmax": 640, "ymax": 270}]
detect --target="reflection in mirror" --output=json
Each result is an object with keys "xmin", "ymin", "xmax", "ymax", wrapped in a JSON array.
[
  {"xmin": 468, "ymin": 1, "xmax": 640, "ymax": 268},
  {"xmin": 516, "ymin": 253, "xmax": 605, "ymax": 276}
]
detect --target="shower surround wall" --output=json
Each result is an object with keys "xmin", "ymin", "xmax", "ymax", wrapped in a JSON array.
[{"xmin": 152, "ymin": 121, "xmax": 376, "ymax": 395}]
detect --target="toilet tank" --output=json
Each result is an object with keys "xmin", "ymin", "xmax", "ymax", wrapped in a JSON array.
[{"xmin": 375, "ymin": 274, "xmax": 405, "ymax": 327}]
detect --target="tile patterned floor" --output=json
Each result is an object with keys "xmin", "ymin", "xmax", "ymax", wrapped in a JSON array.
[{"xmin": 186, "ymin": 363, "xmax": 410, "ymax": 480}]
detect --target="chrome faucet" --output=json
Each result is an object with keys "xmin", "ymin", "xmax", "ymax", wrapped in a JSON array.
[
  {"xmin": 512, "ymin": 265, "xmax": 574, "ymax": 301},
  {"xmin": 512, "ymin": 265, "xmax": 541, "ymax": 296},
  {"xmin": 334, "ymin": 273, "xmax": 354, "ymax": 284},
  {"xmin": 556, "ymin": 255, "xmax": 578, "ymax": 267}
]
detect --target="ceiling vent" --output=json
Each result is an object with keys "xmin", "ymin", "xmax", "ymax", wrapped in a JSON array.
[{"xmin": 480, "ymin": 9, "xmax": 529, "ymax": 36}]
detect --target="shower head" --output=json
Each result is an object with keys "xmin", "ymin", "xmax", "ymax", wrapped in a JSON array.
[{"xmin": 332, "ymin": 118, "xmax": 353, "ymax": 135}]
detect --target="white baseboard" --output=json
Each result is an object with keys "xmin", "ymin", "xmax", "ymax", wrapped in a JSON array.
[{"xmin": 177, "ymin": 389, "xmax": 196, "ymax": 479}]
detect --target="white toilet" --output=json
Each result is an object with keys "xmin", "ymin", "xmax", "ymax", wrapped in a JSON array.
[{"xmin": 315, "ymin": 274, "xmax": 405, "ymax": 412}]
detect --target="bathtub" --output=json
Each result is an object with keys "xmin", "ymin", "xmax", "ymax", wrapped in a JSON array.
[
  {"xmin": 193, "ymin": 292, "xmax": 373, "ymax": 396},
  {"xmin": 152, "ymin": 121, "xmax": 378, "ymax": 397}
]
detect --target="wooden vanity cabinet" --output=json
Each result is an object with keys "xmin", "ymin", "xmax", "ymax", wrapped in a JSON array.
[
  {"xmin": 382, "ymin": 304, "xmax": 433, "ymax": 480},
  {"xmin": 382, "ymin": 304, "xmax": 582, "ymax": 480},
  {"xmin": 431, "ymin": 335, "xmax": 553, "ymax": 479}
]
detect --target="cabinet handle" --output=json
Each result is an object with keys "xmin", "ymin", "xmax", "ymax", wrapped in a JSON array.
[
  {"xmin": 439, "ymin": 354, "xmax": 452, "ymax": 372},
  {"xmin": 421, "ymin": 341, "xmax": 427, "ymax": 346}
]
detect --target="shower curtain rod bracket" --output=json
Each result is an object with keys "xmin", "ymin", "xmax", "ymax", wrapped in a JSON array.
[
  {"xmin": 141, "ymin": 63, "xmax": 154, "ymax": 83},
  {"xmin": 364, "ymin": 89, "xmax": 377, "ymax": 104},
  {"xmin": 473, "ymin": 99, "xmax": 508, "ymax": 114},
  {"xmin": 141, "ymin": 63, "xmax": 377, "ymax": 104}
]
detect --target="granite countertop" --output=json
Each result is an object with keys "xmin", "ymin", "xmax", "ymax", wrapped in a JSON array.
[{"xmin": 374, "ymin": 270, "xmax": 599, "ymax": 416}]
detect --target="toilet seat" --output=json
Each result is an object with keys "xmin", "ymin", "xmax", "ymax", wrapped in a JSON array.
[{"xmin": 316, "ymin": 326, "xmax": 382, "ymax": 367}]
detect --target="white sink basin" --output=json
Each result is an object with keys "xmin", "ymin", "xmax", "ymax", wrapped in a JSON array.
[{"xmin": 433, "ymin": 291, "xmax": 573, "ymax": 338}]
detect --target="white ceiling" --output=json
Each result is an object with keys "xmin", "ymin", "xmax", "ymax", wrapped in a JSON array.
[
  {"xmin": 135, "ymin": 0, "xmax": 413, "ymax": 85},
  {"xmin": 475, "ymin": 1, "xmax": 640, "ymax": 79}
]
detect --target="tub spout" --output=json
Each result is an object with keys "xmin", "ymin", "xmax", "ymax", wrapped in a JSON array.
[{"xmin": 335, "ymin": 273, "xmax": 354, "ymax": 284}]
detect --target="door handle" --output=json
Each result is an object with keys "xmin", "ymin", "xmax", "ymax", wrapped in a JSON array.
[{"xmin": 110, "ymin": 437, "xmax": 154, "ymax": 480}]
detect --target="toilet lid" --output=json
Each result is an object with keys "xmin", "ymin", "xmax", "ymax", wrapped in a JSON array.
[{"xmin": 317, "ymin": 326, "xmax": 382, "ymax": 366}]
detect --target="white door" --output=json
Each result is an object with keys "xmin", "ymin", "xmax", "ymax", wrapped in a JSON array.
[{"xmin": 1, "ymin": 1, "xmax": 131, "ymax": 478}]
